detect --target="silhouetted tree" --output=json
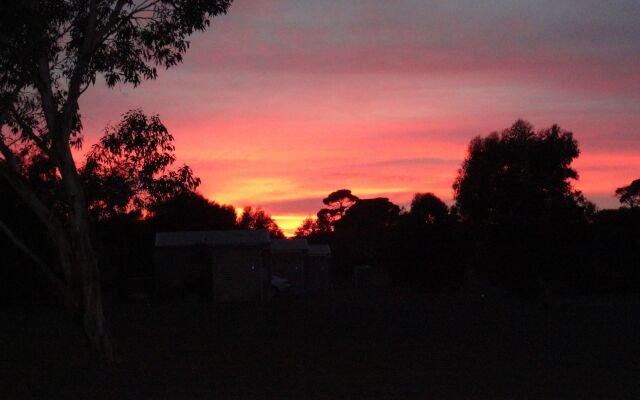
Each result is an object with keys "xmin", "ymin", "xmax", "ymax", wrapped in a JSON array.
[
  {"xmin": 453, "ymin": 120, "xmax": 594, "ymax": 294},
  {"xmin": 333, "ymin": 197, "xmax": 400, "ymax": 277},
  {"xmin": 0, "ymin": 0, "xmax": 232, "ymax": 359},
  {"xmin": 81, "ymin": 110, "xmax": 200, "ymax": 221},
  {"xmin": 615, "ymin": 179, "xmax": 640, "ymax": 207},
  {"xmin": 150, "ymin": 191, "xmax": 236, "ymax": 232},
  {"xmin": 294, "ymin": 217, "xmax": 321, "ymax": 238},
  {"xmin": 336, "ymin": 198, "xmax": 400, "ymax": 236},
  {"xmin": 238, "ymin": 206, "xmax": 285, "ymax": 238},
  {"xmin": 380, "ymin": 192, "xmax": 466, "ymax": 292},
  {"xmin": 317, "ymin": 189, "xmax": 359, "ymax": 231},
  {"xmin": 583, "ymin": 207, "xmax": 640, "ymax": 292},
  {"xmin": 409, "ymin": 192, "xmax": 449, "ymax": 225},
  {"xmin": 453, "ymin": 119, "xmax": 591, "ymax": 225}
]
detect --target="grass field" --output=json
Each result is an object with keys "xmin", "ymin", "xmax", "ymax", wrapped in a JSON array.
[{"xmin": 1, "ymin": 287, "xmax": 639, "ymax": 399}]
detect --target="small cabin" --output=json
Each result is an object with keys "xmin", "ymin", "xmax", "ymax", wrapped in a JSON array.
[
  {"xmin": 306, "ymin": 244, "xmax": 331, "ymax": 292},
  {"xmin": 155, "ymin": 230, "xmax": 271, "ymax": 303},
  {"xmin": 270, "ymin": 238, "xmax": 309, "ymax": 294}
]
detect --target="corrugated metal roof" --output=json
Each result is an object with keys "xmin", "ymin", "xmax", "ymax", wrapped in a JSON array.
[
  {"xmin": 155, "ymin": 229, "xmax": 270, "ymax": 247},
  {"xmin": 270, "ymin": 238, "xmax": 310, "ymax": 252},
  {"xmin": 308, "ymin": 244, "xmax": 331, "ymax": 256}
]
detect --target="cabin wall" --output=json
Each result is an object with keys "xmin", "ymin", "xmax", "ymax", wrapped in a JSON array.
[
  {"xmin": 305, "ymin": 255, "xmax": 331, "ymax": 292},
  {"xmin": 271, "ymin": 252, "xmax": 306, "ymax": 293},
  {"xmin": 212, "ymin": 247, "xmax": 265, "ymax": 303},
  {"xmin": 155, "ymin": 246, "xmax": 211, "ymax": 298}
]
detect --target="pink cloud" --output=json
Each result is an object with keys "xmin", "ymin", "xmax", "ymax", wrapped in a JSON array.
[{"xmin": 75, "ymin": 0, "xmax": 640, "ymax": 230}]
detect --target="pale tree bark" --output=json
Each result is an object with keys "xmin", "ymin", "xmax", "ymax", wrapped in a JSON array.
[
  {"xmin": 1, "ymin": 100, "xmax": 116, "ymax": 362},
  {"xmin": 2, "ymin": 0, "xmax": 230, "ymax": 362},
  {"xmin": 0, "ymin": 1, "xmax": 121, "ymax": 362},
  {"xmin": 57, "ymin": 145, "xmax": 117, "ymax": 361},
  {"xmin": 0, "ymin": 145, "xmax": 116, "ymax": 361}
]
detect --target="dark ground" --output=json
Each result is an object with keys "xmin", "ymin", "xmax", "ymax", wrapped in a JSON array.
[{"xmin": 1, "ymin": 287, "xmax": 639, "ymax": 399}]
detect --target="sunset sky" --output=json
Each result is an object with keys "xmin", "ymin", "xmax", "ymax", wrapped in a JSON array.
[{"xmin": 79, "ymin": 0, "xmax": 640, "ymax": 236}]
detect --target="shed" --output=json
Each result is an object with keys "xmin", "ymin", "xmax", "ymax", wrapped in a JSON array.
[
  {"xmin": 270, "ymin": 238, "xmax": 309, "ymax": 294},
  {"xmin": 306, "ymin": 244, "xmax": 331, "ymax": 292},
  {"xmin": 155, "ymin": 230, "xmax": 271, "ymax": 303}
]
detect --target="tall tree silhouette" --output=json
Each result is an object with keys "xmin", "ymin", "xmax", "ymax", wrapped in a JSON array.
[
  {"xmin": 453, "ymin": 120, "xmax": 595, "ymax": 293},
  {"xmin": 0, "ymin": 0, "xmax": 232, "ymax": 359},
  {"xmin": 453, "ymin": 119, "xmax": 592, "ymax": 225}
]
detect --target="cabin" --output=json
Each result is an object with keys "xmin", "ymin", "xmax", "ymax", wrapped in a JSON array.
[
  {"xmin": 269, "ymin": 238, "xmax": 310, "ymax": 294},
  {"xmin": 306, "ymin": 244, "xmax": 331, "ymax": 292},
  {"xmin": 155, "ymin": 230, "xmax": 271, "ymax": 303}
]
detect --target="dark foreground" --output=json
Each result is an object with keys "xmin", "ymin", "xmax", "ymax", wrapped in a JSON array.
[{"xmin": 1, "ymin": 287, "xmax": 639, "ymax": 399}]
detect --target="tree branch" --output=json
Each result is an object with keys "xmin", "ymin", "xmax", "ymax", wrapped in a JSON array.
[
  {"xmin": 34, "ymin": 54, "xmax": 58, "ymax": 136},
  {"xmin": 96, "ymin": 0, "xmax": 128, "ymax": 42},
  {"xmin": 60, "ymin": 7, "xmax": 97, "ymax": 140},
  {"xmin": 0, "ymin": 161, "xmax": 73, "ymax": 280},
  {"xmin": 9, "ymin": 106, "xmax": 59, "ymax": 165},
  {"xmin": 96, "ymin": 0, "xmax": 160, "ymax": 45},
  {"xmin": 0, "ymin": 134, "xmax": 19, "ymax": 171}
]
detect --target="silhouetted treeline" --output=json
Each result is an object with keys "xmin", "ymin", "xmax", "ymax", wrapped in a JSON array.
[
  {"xmin": 296, "ymin": 189, "xmax": 468, "ymax": 291},
  {"xmin": 2, "ymin": 119, "xmax": 639, "ymax": 303},
  {"xmin": 0, "ymin": 189, "xmax": 284, "ymax": 304},
  {"xmin": 297, "ymin": 121, "xmax": 639, "ymax": 297},
  {"xmin": 0, "ymin": 111, "xmax": 282, "ymax": 304}
]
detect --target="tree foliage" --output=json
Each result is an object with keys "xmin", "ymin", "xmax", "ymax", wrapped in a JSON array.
[
  {"xmin": 81, "ymin": 109, "xmax": 200, "ymax": 220},
  {"xmin": 150, "ymin": 191, "xmax": 236, "ymax": 232},
  {"xmin": 317, "ymin": 189, "xmax": 359, "ymax": 231},
  {"xmin": 1, "ymin": 1, "xmax": 232, "ymax": 91},
  {"xmin": 615, "ymin": 179, "xmax": 640, "ymax": 208},
  {"xmin": 453, "ymin": 119, "xmax": 592, "ymax": 225},
  {"xmin": 333, "ymin": 197, "xmax": 401, "ymax": 270},
  {"xmin": 452, "ymin": 120, "xmax": 599, "ymax": 294},
  {"xmin": 409, "ymin": 192, "xmax": 449, "ymax": 225},
  {"xmin": 294, "ymin": 217, "xmax": 321, "ymax": 238},
  {"xmin": 0, "ymin": 0, "xmax": 232, "ymax": 360},
  {"xmin": 237, "ymin": 206, "xmax": 284, "ymax": 238}
]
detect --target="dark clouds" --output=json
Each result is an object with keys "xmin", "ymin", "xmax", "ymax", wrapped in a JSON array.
[{"xmin": 196, "ymin": 0, "xmax": 640, "ymax": 96}]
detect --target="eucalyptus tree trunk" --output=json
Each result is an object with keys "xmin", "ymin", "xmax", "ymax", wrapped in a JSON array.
[
  {"xmin": 2, "ymin": 0, "xmax": 233, "ymax": 363},
  {"xmin": 56, "ymin": 140, "xmax": 117, "ymax": 361},
  {"xmin": 0, "ymin": 158, "xmax": 115, "ymax": 361}
]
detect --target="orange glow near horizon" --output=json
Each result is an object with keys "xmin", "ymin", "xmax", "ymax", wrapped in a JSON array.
[{"xmin": 272, "ymin": 215, "xmax": 312, "ymax": 237}]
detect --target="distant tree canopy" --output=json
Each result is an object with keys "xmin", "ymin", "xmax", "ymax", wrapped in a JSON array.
[
  {"xmin": 81, "ymin": 110, "xmax": 200, "ymax": 221},
  {"xmin": 615, "ymin": 179, "xmax": 640, "ymax": 208},
  {"xmin": 294, "ymin": 217, "xmax": 321, "ymax": 238},
  {"xmin": 237, "ymin": 206, "xmax": 284, "ymax": 238},
  {"xmin": 333, "ymin": 197, "xmax": 401, "ymax": 267},
  {"xmin": 336, "ymin": 198, "xmax": 401, "ymax": 232},
  {"xmin": 409, "ymin": 193, "xmax": 450, "ymax": 225},
  {"xmin": 317, "ymin": 189, "xmax": 359, "ymax": 232},
  {"xmin": 453, "ymin": 119, "xmax": 592, "ymax": 226},
  {"xmin": 150, "ymin": 191, "xmax": 236, "ymax": 232},
  {"xmin": 451, "ymin": 120, "xmax": 600, "ymax": 294}
]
